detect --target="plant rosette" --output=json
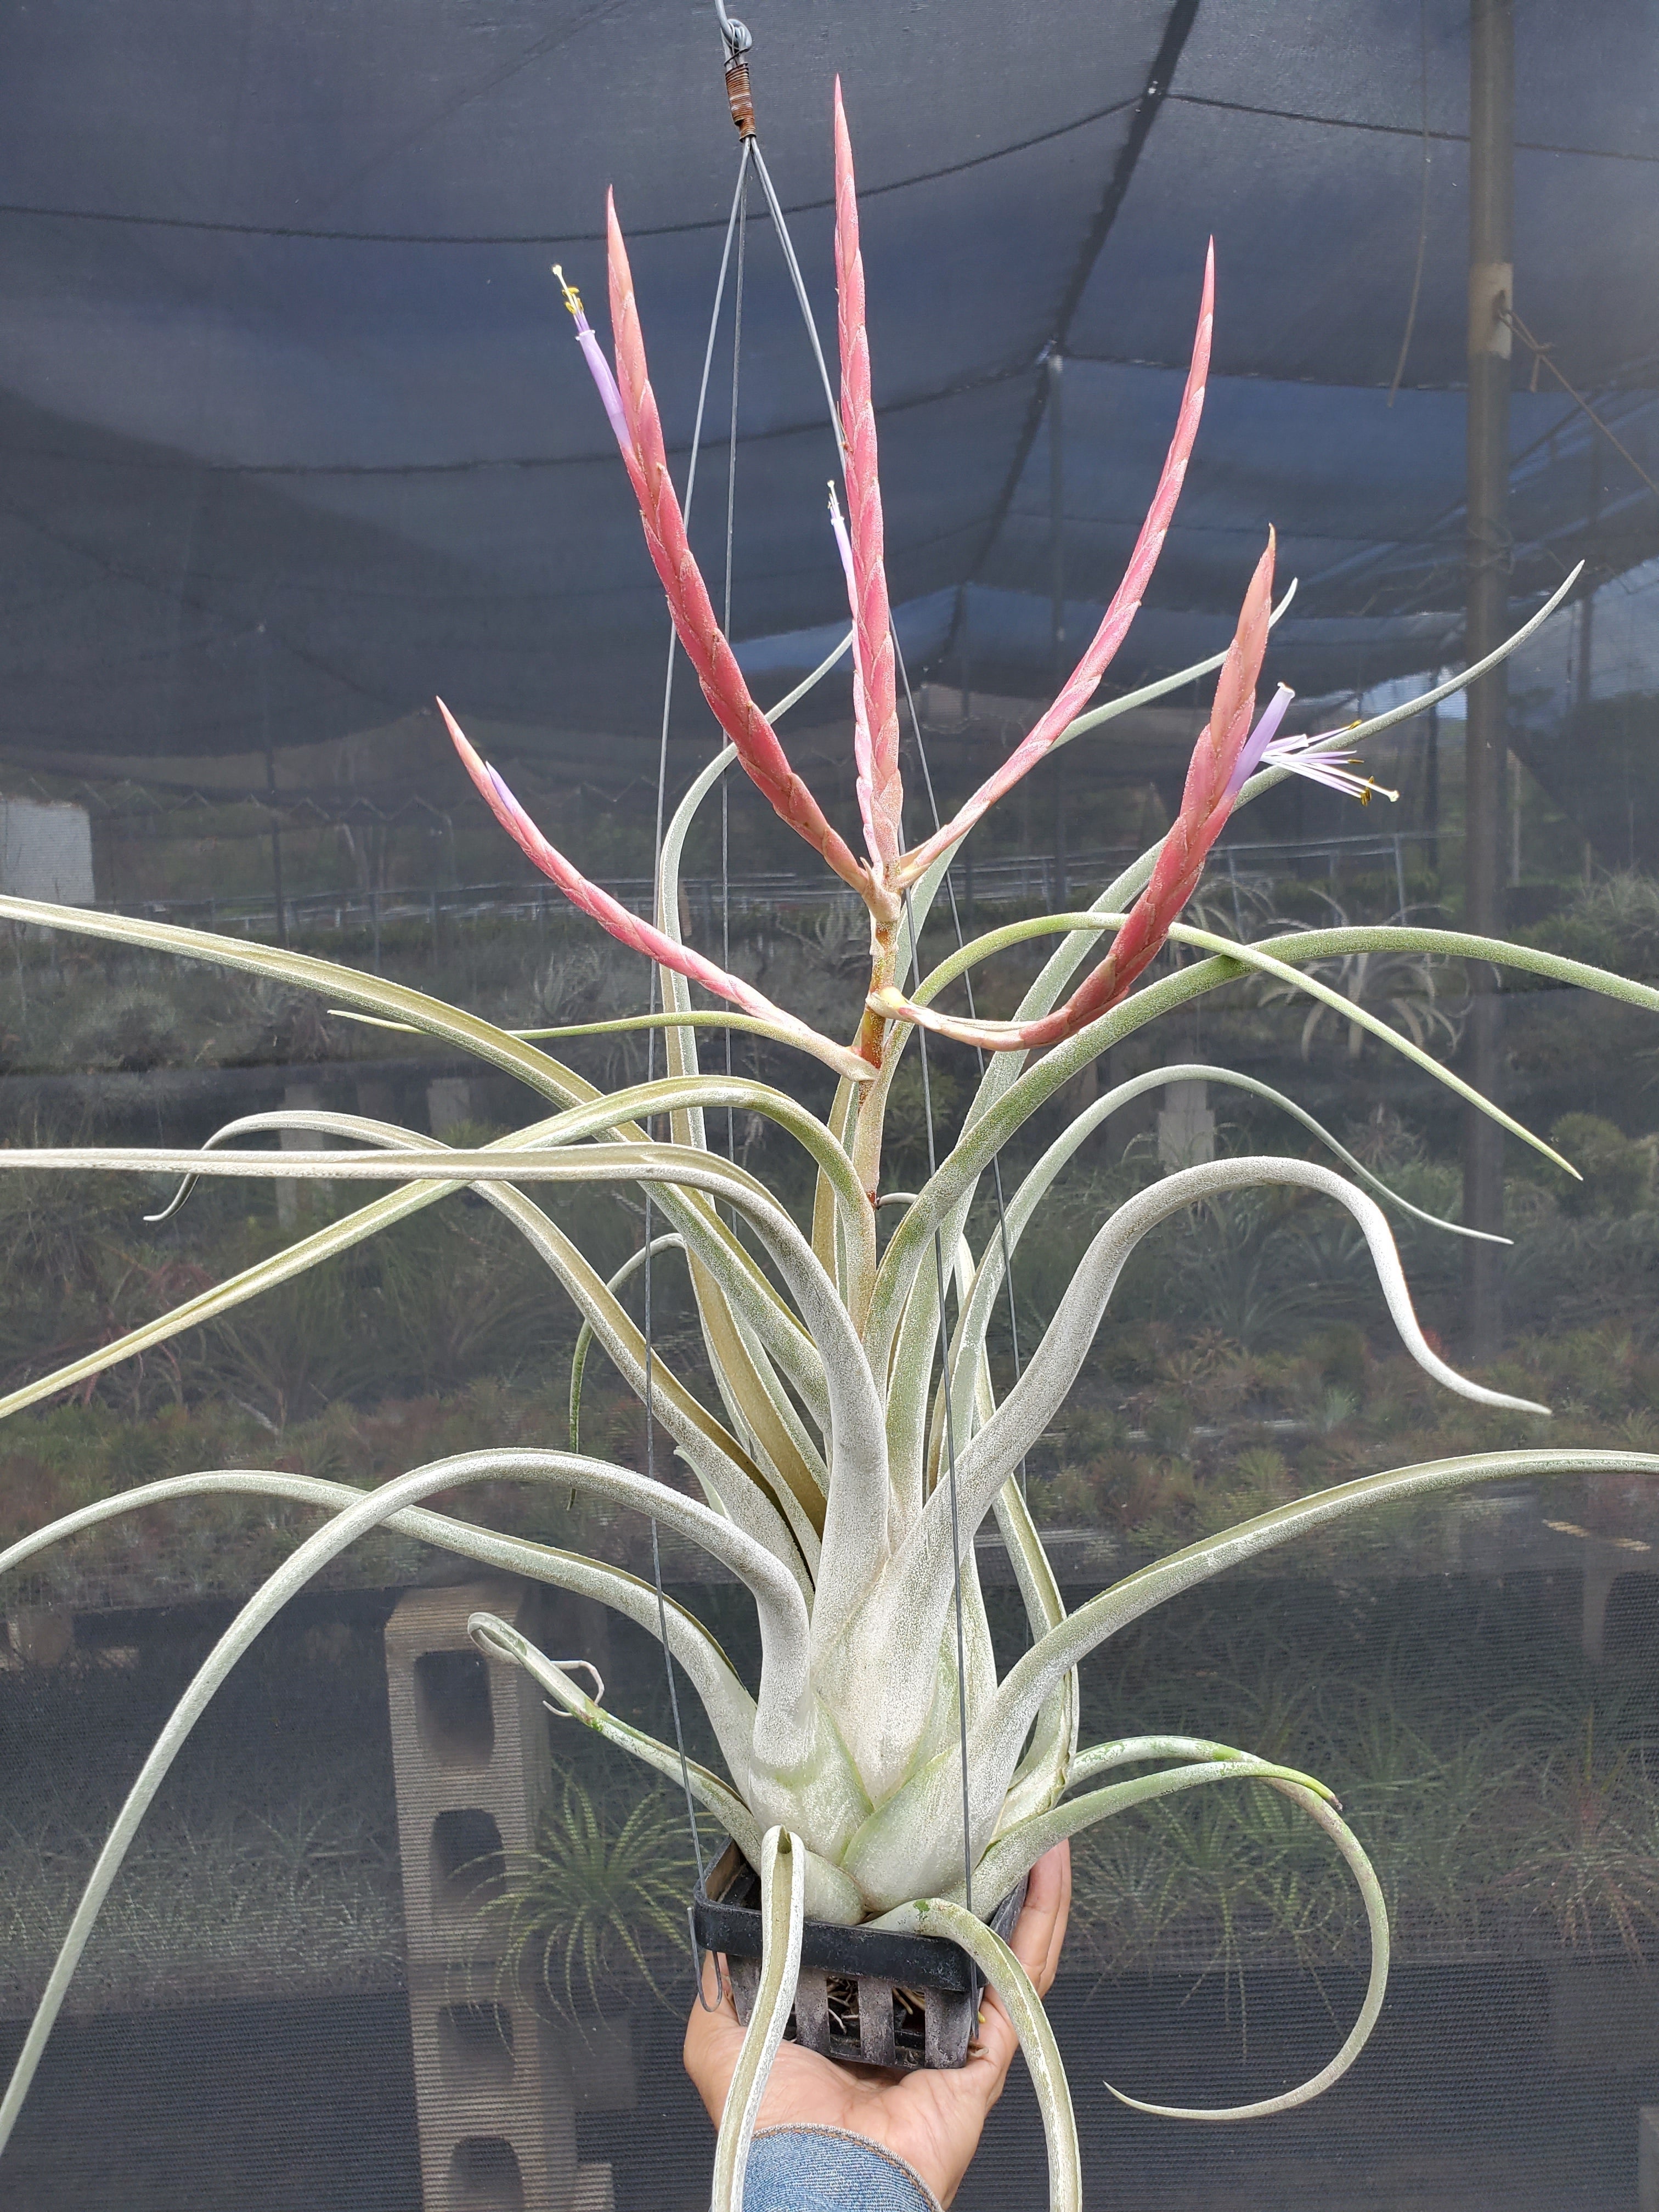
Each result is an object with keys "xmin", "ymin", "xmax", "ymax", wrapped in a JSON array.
[{"xmin": 5, "ymin": 83, "xmax": 1659, "ymax": 2212}]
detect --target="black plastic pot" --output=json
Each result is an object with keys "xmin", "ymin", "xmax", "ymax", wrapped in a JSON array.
[{"xmin": 691, "ymin": 1839, "xmax": 1026, "ymax": 2071}]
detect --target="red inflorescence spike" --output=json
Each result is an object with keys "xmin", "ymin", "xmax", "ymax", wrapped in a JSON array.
[
  {"xmin": 834, "ymin": 80, "xmax": 904, "ymax": 873},
  {"xmin": 604, "ymin": 196, "xmax": 886, "ymax": 913},
  {"xmin": 873, "ymin": 533, "xmax": 1277, "ymax": 1052},
  {"xmin": 894, "ymin": 244, "xmax": 1217, "ymax": 891}
]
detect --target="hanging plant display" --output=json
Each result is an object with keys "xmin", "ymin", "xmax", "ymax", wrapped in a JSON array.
[{"xmin": 5, "ymin": 77, "xmax": 1659, "ymax": 2212}]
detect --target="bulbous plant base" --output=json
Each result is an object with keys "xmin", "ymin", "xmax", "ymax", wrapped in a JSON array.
[{"xmin": 692, "ymin": 1839, "xmax": 1026, "ymax": 2072}]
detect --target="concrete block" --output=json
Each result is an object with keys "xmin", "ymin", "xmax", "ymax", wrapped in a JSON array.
[
  {"xmin": 1157, "ymin": 1079, "xmax": 1215, "ymax": 1170},
  {"xmin": 0, "ymin": 798, "xmax": 94, "ymax": 905},
  {"xmin": 276, "ymin": 1080, "xmax": 332, "ymax": 1229},
  {"xmin": 569, "ymin": 2170, "xmax": 613, "ymax": 2212},
  {"xmin": 405, "ymin": 1968, "xmax": 579, "ymax": 2212},
  {"xmin": 388, "ymin": 1581, "xmax": 629, "ymax": 2207},
  {"xmin": 428, "ymin": 1077, "xmax": 474, "ymax": 1136},
  {"xmin": 386, "ymin": 1579, "xmax": 551, "ymax": 1965}
]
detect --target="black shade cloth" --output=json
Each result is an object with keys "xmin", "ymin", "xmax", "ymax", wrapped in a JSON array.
[{"xmin": 1, "ymin": 0, "xmax": 1656, "ymax": 764}]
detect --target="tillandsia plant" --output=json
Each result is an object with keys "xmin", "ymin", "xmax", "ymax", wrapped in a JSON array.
[{"xmin": 7, "ymin": 83, "xmax": 1659, "ymax": 2210}]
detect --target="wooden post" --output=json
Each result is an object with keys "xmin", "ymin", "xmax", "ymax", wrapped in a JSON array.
[{"xmin": 1048, "ymin": 351, "xmax": 1068, "ymax": 915}]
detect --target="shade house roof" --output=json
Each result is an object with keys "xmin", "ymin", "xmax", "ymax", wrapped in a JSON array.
[{"xmin": 1, "ymin": 0, "xmax": 1656, "ymax": 770}]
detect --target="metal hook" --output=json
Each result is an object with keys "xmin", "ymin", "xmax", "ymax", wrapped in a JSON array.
[
  {"xmin": 713, "ymin": 0, "xmax": 752, "ymax": 55},
  {"xmin": 714, "ymin": 0, "xmax": 756, "ymax": 136},
  {"xmin": 537, "ymin": 1657, "xmax": 607, "ymax": 1715},
  {"xmin": 689, "ymin": 1907, "xmax": 733, "ymax": 2011}
]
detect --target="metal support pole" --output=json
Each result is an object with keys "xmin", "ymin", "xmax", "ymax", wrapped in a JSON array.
[
  {"xmin": 1463, "ymin": 0, "xmax": 1513, "ymax": 1358},
  {"xmin": 1575, "ymin": 451, "xmax": 1600, "ymax": 878},
  {"xmin": 1048, "ymin": 352, "xmax": 1068, "ymax": 912},
  {"xmin": 261, "ymin": 624, "xmax": 289, "ymax": 950},
  {"xmin": 1576, "ymin": 440, "xmax": 1602, "ymax": 724}
]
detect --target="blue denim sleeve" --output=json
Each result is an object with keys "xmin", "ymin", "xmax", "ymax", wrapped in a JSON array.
[{"xmin": 742, "ymin": 2126, "xmax": 941, "ymax": 2211}]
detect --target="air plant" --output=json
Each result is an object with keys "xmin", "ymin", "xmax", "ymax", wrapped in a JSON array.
[
  {"xmin": 479, "ymin": 1765, "xmax": 698, "ymax": 2023},
  {"xmin": 1250, "ymin": 889, "xmax": 1470, "ymax": 1065},
  {"xmin": 7, "ymin": 84, "xmax": 1659, "ymax": 2212},
  {"xmin": 1489, "ymin": 1714, "xmax": 1659, "ymax": 1959}
]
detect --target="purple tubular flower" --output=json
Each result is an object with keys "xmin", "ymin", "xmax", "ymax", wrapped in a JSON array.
[
  {"xmin": 1224, "ymin": 687, "xmax": 1401, "ymax": 808},
  {"xmin": 1261, "ymin": 734, "xmax": 1400, "ymax": 803},
  {"xmin": 554, "ymin": 266, "xmax": 633, "ymax": 459},
  {"xmin": 574, "ymin": 324, "xmax": 632, "ymax": 455},
  {"xmin": 1224, "ymin": 683, "xmax": 1297, "ymax": 803},
  {"xmin": 486, "ymin": 763, "xmax": 528, "ymax": 825}
]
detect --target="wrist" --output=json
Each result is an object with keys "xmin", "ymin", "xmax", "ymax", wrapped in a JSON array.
[{"xmin": 744, "ymin": 2125, "xmax": 942, "ymax": 2211}]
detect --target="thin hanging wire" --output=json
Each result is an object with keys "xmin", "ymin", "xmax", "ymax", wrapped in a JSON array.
[
  {"xmin": 713, "ymin": 0, "xmax": 751, "ymax": 57},
  {"xmin": 720, "ymin": 165, "xmax": 751, "ymax": 1164},
  {"xmin": 893, "ymin": 639, "xmax": 1029, "ymax": 1499},
  {"xmin": 1386, "ymin": 0, "xmax": 1432, "ymax": 408},
  {"xmin": 750, "ymin": 142, "xmax": 844, "ymax": 448},
  {"xmin": 1501, "ymin": 303, "xmax": 1659, "ymax": 505},
  {"xmin": 639, "ymin": 137, "xmax": 754, "ymax": 1943},
  {"xmin": 905, "ymin": 887, "xmax": 975, "ymax": 1916}
]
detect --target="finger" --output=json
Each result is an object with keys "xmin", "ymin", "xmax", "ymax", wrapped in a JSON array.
[
  {"xmin": 682, "ymin": 1949, "xmax": 743, "ymax": 2122},
  {"xmin": 1041, "ymin": 1841, "xmax": 1073, "ymax": 1992},
  {"xmin": 965, "ymin": 1989, "xmax": 1020, "ymax": 2100},
  {"xmin": 1009, "ymin": 1843, "xmax": 1070, "ymax": 1998}
]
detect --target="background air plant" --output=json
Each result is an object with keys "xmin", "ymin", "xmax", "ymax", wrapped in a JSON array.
[
  {"xmin": 1248, "ymin": 889, "xmax": 1471, "ymax": 1065},
  {"xmin": 5, "ymin": 84, "xmax": 1659, "ymax": 2212},
  {"xmin": 479, "ymin": 1764, "xmax": 698, "ymax": 2024}
]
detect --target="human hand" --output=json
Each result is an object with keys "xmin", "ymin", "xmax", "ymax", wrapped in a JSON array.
[{"xmin": 683, "ymin": 1842, "xmax": 1071, "ymax": 2209}]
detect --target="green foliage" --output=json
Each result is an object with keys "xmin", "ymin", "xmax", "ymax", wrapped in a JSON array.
[
  {"xmin": 1491, "ymin": 1715, "xmax": 1659, "ymax": 1956},
  {"xmin": 0, "ymin": 1108, "xmax": 635, "ymax": 1443},
  {"xmin": 1549, "ymin": 1113, "xmax": 1651, "ymax": 1217},
  {"xmin": 0, "ymin": 1622, "xmax": 402, "ymax": 2010},
  {"xmin": 1134, "ymin": 1180, "xmax": 1386, "ymax": 1351},
  {"xmin": 1071, "ymin": 1582, "xmax": 1659, "ymax": 1978},
  {"xmin": 1508, "ymin": 1212, "xmax": 1659, "ymax": 1335},
  {"xmin": 1249, "ymin": 890, "xmax": 1468, "ymax": 1065},
  {"xmin": 1530, "ymin": 870, "xmax": 1659, "ymax": 977},
  {"xmin": 479, "ymin": 1765, "xmax": 699, "ymax": 2021}
]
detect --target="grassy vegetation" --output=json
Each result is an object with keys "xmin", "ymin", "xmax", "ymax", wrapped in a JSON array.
[
  {"xmin": 1070, "ymin": 1576, "xmax": 1659, "ymax": 1980},
  {"xmin": 0, "ymin": 1618, "xmax": 403, "ymax": 2013}
]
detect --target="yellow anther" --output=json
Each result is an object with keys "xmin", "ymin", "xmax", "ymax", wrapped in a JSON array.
[{"xmin": 551, "ymin": 263, "xmax": 584, "ymax": 318}]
